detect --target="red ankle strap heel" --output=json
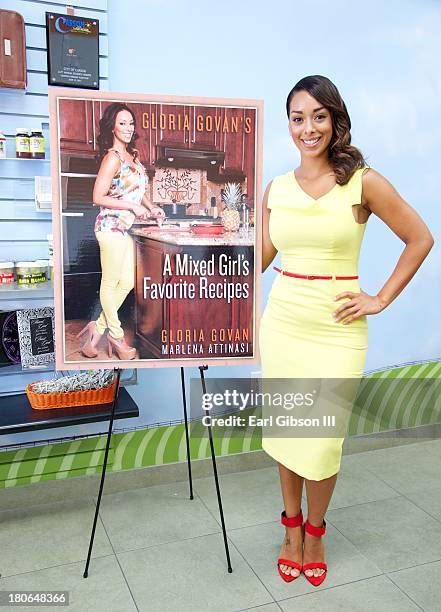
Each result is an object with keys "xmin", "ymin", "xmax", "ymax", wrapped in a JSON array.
[
  {"xmin": 281, "ymin": 510, "xmax": 304, "ymax": 529},
  {"xmin": 302, "ymin": 519, "xmax": 327, "ymax": 587},
  {"xmin": 278, "ymin": 509, "xmax": 304, "ymax": 583}
]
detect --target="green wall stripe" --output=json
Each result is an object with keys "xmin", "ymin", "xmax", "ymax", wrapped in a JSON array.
[
  {"xmin": 4, "ymin": 449, "xmax": 27, "ymax": 487},
  {"xmin": 134, "ymin": 427, "xmax": 160, "ymax": 467},
  {"xmin": 155, "ymin": 424, "xmax": 177, "ymax": 465},
  {"xmin": 196, "ymin": 435, "xmax": 210, "ymax": 460},
  {"xmin": 177, "ymin": 428, "xmax": 189, "ymax": 461},
  {"xmin": 112, "ymin": 430, "xmax": 137, "ymax": 471},
  {"xmin": 85, "ymin": 437, "xmax": 107, "ymax": 476}
]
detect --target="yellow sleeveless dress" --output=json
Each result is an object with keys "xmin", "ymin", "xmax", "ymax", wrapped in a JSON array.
[{"xmin": 259, "ymin": 167, "xmax": 369, "ymax": 480}]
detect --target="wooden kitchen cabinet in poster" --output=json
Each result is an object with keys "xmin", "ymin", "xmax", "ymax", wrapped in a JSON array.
[
  {"xmin": 59, "ymin": 98, "xmax": 95, "ymax": 153},
  {"xmin": 49, "ymin": 88, "xmax": 263, "ymax": 370}
]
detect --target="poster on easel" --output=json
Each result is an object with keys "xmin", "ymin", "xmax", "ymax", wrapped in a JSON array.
[{"xmin": 48, "ymin": 88, "xmax": 263, "ymax": 369}]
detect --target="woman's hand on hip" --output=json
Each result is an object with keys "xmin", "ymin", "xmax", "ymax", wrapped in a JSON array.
[{"xmin": 333, "ymin": 290, "xmax": 385, "ymax": 324}]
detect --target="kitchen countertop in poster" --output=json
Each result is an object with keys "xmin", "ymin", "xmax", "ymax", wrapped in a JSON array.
[{"xmin": 131, "ymin": 227, "xmax": 255, "ymax": 246}]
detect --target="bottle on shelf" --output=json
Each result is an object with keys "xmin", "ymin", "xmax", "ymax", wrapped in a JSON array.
[
  {"xmin": 30, "ymin": 128, "xmax": 45, "ymax": 159},
  {"xmin": 16, "ymin": 128, "xmax": 30, "ymax": 159}
]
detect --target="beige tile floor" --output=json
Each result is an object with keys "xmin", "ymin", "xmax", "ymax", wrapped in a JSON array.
[{"xmin": 0, "ymin": 439, "xmax": 440, "ymax": 611}]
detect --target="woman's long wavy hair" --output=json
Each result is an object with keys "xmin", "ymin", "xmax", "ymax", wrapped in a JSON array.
[
  {"xmin": 286, "ymin": 75, "xmax": 366, "ymax": 185},
  {"xmin": 96, "ymin": 102, "xmax": 139, "ymax": 162}
]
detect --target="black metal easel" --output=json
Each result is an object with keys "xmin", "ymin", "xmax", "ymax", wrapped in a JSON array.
[
  {"xmin": 180, "ymin": 367, "xmax": 194, "ymax": 501},
  {"xmin": 197, "ymin": 365, "xmax": 233, "ymax": 573},
  {"xmin": 83, "ymin": 367, "xmax": 121, "ymax": 578},
  {"xmin": 84, "ymin": 364, "xmax": 232, "ymax": 577}
]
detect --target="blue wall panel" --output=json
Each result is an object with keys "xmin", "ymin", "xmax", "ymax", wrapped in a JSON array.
[
  {"xmin": 0, "ymin": 0, "xmax": 108, "ymax": 407},
  {"xmin": 14, "ymin": 0, "xmax": 108, "ymax": 31}
]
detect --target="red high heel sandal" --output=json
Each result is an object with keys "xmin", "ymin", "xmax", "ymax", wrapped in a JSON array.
[
  {"xmin": 302, "ymin": 519, "xmax": 327, "ymax": 587},
  {"xmin": 277, "ymin": 509, "xmax": 304, "ymax": 583}
]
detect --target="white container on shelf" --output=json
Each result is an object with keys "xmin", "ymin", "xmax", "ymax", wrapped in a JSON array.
[
  {"xmin": 35, "ymin": 259, "xmax": 50, "ymax": 280},
  {"xmin": 47, "ymin": 233, "xmax": 53, "ymax": 259},
  {"xmin": 0, "ymin": 261, "xmax": 15, "ymax": 285},
  {"xmin": 0, "ymin": 132, "xmax": 6, "ymax": 159}
]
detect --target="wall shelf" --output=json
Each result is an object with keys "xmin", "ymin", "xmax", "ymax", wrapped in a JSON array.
[
  {"xmin": 0, "ymin": 388, "xmax": 139, "ymax": 435},
  {"xmin": 0, "ymin": 363, "xmax": 55, "ymax": 378},
  {"xmin": 0, "ymin": 281, "xmax": 53, "ymax": 300},
  {"xmin": 0, "ymin": 157, "xmax": 50, "ymax": 162}
]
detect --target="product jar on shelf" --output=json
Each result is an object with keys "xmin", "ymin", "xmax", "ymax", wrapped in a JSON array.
[
  {"xmin": 16, "ymin": 261, "xmax": 47, "ymax": 285},
  {"xmin": 15, "ymin": 128, "xmax": 30, "ymax": 159},
  {"xmin": 0, "ymin": 261, "xmax": 15, "ymax": 285},
  {"xmin": 30, "ymin": 128, "xmax": 45, "ymax": 159}
]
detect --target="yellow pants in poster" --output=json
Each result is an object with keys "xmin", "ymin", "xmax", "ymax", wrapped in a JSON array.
[{"xmin": 95, "ymin": 230, "xmax": 135, "ymax": 339}]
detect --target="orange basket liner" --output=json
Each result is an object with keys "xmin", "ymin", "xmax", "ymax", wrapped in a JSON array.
[{"xmin": 26, "ymin": 378, "xmax": 117, "ymax": 410}]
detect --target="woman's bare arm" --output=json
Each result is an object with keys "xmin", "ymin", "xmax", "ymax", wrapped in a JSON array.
[
  {"xmin": 362, "ymin": 168, "xmax": 434, "ymax": 308},
  {"xmin": 262, "ymin": 181, "xmax": 278, "ymax": 272},
  {"xmin": 140, "ymin": 192, "xmax": 165, "ymax": 218}
]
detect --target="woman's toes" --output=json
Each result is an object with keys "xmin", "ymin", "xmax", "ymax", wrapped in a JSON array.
[{"xmin": 291, "ymin": 568, "xmax": 300, "ymax": 578}]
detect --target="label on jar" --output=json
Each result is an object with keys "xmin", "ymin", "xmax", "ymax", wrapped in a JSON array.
[
  {"xmin": 16, "ymin": 136, "xmax": 30, "ymax": 153},
  {"xmin": 0, "ymin": 272, "xmax": 14, "ymax": 284},
  {"xmin": 17, "ymin": 272, "xmax": 46, "ymax": 285},
  {"xmin": 30, "ymin": 135, "xmax": 45, "ymax": 153}
]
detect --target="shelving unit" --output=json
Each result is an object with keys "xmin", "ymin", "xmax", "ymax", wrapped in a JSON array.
[
  {"xmin": 0, "ymin": 388, "xmax": 139, "ymax": 435},
  {"xmin": 0, "ymin": 157, "xmax": 50, "ymax": 162},
  {"xmin": 0, "ymin": 363, "xmax": 54, "ymax": 377},
  {"xmin": 0, "ymin": 281, "xmax": 53, "ymax": 299},
  {"xmin": 0, "ymin": 1, "xmax": 144, "ymax": 488}
]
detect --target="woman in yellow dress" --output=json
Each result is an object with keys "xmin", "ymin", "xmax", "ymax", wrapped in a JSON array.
[{"xmin": 259, "ymin": 75, "xmax": 434, "ymax": 585}]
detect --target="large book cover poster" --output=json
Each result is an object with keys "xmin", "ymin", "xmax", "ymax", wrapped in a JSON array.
[{"xmin": 48, "ymin": 89, "xmax": 263, "ymax": 369}]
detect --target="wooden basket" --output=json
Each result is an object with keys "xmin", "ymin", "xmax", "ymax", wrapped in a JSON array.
[{"xmin": 26, "ymin": 378, "xmax": 117, "ymax": 410}]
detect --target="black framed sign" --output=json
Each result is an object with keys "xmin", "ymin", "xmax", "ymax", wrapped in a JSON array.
[
  {"xmin": 16, "ymin": 307, "xmax": 55, "ymax": 368},
  {"xmin": 46, "ymin": 12, "xmax": 99, "ymax": 89}
]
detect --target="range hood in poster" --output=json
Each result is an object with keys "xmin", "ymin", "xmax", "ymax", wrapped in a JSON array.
[{"xmin": 155, "ymin": 146, "xmax": 225, "ymax": 169}]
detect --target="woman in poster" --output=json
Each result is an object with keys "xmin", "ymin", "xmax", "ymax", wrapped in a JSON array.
[
  {"xmin": 76, "ymin": 102, "xmax": 164, "ymax": 360},
  {"xmin": 260, "ymin": 75, "xmax": 434, "ymax": 585}
]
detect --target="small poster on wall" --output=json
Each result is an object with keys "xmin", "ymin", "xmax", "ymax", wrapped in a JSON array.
[
  {"xmin": 16, "ymin": 307, "xmax": 55, "ymax": 368},
  {"xmin": 48, "ymin": 89, "xmax": 263, "ymax": 369},
  {"xmin": 0, "ymin": 311, "xmax": 20, "ymax": 367},
  {"xmin": 46, "ymin": 12, "xmax": 99, "ymax": 89}
]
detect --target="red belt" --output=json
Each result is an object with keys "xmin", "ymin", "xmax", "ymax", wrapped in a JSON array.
[{"xmin": 273, "ymin": 266, "xmax": 358, "ymax": 280}]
